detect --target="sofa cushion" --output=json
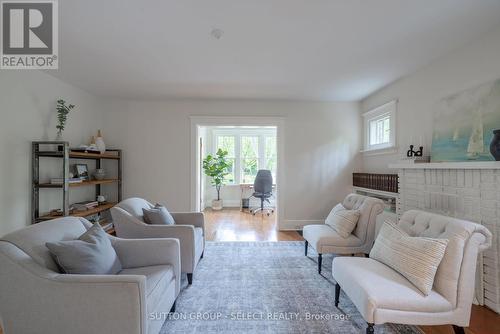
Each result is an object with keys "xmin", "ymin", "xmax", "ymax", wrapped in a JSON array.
[
  {"xmin": 325, "ymin": 204, "xmax": 360, "ymax": 238},
  {"xmin": 119, "ymin": 265, "xmax": 174, "ymax": 310},
  {"xmin": 46, "ymin": 223, "xmax": 122, "ymax": 275},
  {"xmin": 369, "ymin": 222, "xmax": 448, "ymax": 295},
  {"xmin": 332, "ymin": 257, "xmax": 453, "ymax": 320},
  {"xmin": 303, "ymin": 224, "xmax": 362, "ymax": 252},
  {"xmin": 1, "ymin": 217, "xmax": 91, "ymax": 272},
  {"xmin": 398, "ymin": 210, "xmax": 470, "ymax": 307},
  {"xmin": 342, "ymin": 194, "xmax": 384, "ymax": 241},
  {"xmin": 143, "ymin": 204, "xmax": 175, "ymax": 225}
]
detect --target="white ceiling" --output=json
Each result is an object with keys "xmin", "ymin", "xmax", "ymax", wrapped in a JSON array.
[{"xmin": 51, "ymin": 0, "xmax": 500, "ymax": 101}]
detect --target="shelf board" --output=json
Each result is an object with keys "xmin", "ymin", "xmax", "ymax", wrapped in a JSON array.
[
  {"xmin": 36, "ymin": 151, "xmax": 121, "ymax": 160},
  {"xmin": 37, "ymin": 202, "xmax": 117, "ymax": 221},
  {"xmin": 36, "ymin": 179, "xmax": 120, "ymax": 188}
]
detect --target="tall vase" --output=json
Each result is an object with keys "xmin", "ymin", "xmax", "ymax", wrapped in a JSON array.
[
  {"xmin": 95, "ymin": 129, "xmax": 106, "ymax": 154},
  {"xmin": 490, "ymin": 129, "xmax": 500, "ymax": 161}
]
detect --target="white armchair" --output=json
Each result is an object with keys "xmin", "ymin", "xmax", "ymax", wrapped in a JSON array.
[
  {"xmin": 332, "ymin": 210, "xmax": 492, "ymax": 334},
  {"xmin": 303, "ymin": 194, "xmax": 384, "ymax": 274},
  {"xmin": 0, "ymin": 217, "xmax": 181, "ymax": 334},
  {"xmin": 111, "ymin": 197, "xmax": 205, "ymax": 284}
]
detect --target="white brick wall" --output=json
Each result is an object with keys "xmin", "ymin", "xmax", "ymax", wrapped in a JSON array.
[{"xmin": 397, "ymin": 168, "xmax": 500, "ymax": 313}]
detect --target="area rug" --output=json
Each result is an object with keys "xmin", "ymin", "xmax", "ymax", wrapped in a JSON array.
[{"xmin": 160, "ymin": 241, "xmax": 422, "ymax": 334}]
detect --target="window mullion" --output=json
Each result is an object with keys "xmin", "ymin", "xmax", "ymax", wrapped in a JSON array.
[{"xmin": 235, "ymin": 135, "xmax": 241, "ymax": 184}]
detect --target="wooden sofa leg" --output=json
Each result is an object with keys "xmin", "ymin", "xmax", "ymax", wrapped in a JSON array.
[
  {"xmin": 170, "ymin": 301, "xmax": 176, "ymax": 313},
  {"xmin": 364, "ymin": 253, "xmax": 369, "ymax": 258},
  {"xmin": 187, "ymin": 273, "xmax": 193, "ymax": 285},
  {"xmin": 334, "ymin": 283, "xmax": 340, "ymax": 307},
  {"xmin": 318, "ymin": 254, "xmax": 322, "ymax": 274},
  {"xmin": 452, "ymin": 325, "xmax": 465, "ymax": 334},
  {"xmin": 366, "ymin": 323, "xmax": 374, "ymax": 334},
  {"xmin": 305, "ymin": 241, "xmax": 308, "ymax": 256}
]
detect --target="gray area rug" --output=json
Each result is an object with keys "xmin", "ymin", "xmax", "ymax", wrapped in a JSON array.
[{"xmin": 160, "ymin": 241, "xmax": 422, "ymax": 334}]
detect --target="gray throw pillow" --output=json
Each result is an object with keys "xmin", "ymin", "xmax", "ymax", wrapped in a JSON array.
[
  {"xmin": 46, "ymin": 223, "xmax": 122, "ymax": 275},
  {"xmin": 142, "ymin": 204, "xmax": 175, "ymax": 225}
]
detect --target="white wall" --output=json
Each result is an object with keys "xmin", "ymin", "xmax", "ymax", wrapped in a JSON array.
[
  {"xmin": 361, "ymin": 24, "xmax": 500, "ymax": 173},
  {"xmin": 0, "ymin": 71, "xmax": 105, "ymax": 235},
  {"xmin": 102, "ymin": 99, "xmax": 362, "ymax": 229}
]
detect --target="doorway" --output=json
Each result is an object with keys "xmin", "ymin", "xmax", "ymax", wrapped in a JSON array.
[{"xmin": 190, "ymin": 116, "xmax": 286, "ymax": 241}]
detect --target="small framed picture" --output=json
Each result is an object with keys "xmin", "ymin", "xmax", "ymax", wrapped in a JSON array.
[{"xmin": 74, "ymin": 164, "xmax": 89, "ymax": 180}]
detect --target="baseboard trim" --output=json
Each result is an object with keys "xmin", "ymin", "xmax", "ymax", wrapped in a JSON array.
[{"xmin": 280, "ymin": 219, "xmax": 323, "ymax": 231}]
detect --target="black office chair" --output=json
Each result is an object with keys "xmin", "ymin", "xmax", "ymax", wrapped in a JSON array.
[{"xmin": 251, "ymin": 170, "xmax": 274, "ymax": 216}]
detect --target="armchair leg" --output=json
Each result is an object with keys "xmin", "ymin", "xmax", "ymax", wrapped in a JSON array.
[
  {"xmin": 201, "ymin": 251, "xmax": 204, "ymax": 259},
  {"xmin": 334, "ymin": 283, "xmax": 340, "ymax": 307},
  {"xmin": 318, "ymin": 254, "xmax": 322, "ymax": 274},
  {"xmin": 364, "ymin": 253, "xmax": 369, "ymax": 258},
  {"xmin": 187, "ymin": 273, "xmax": 193, "ymax": 285},
  {"xmin": 366, "ymin": 323, "xmax": 374, "ymax": 334},
  {"xmin": 305, "ymin": 241, "xmax": 308, "ymax": 256},
  {"xmin": 170, "ymin": 301, "xmax": 176, "ymax": 313},
  {"xmin": 452, "ymin": 325, "xmax": 465, "ymax": 334}
]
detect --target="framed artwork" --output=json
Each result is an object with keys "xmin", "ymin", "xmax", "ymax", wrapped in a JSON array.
[
  {"xmin": 431, "ymin": 79, "xmax": 500, "ymax": 162},
  {"xmin": 74, "ymin": 164, "xmax": 89, "ymax": 180}
]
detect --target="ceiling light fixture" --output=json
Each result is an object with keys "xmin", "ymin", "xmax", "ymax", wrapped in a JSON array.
[{"xmin": 211, "ymin": 28, "xmax": 223, "ymax": 40}]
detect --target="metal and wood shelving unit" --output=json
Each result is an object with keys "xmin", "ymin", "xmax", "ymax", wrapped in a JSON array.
[{"xmin": 32, "ymin": 141, "xmax": 122, "ymax": 233}]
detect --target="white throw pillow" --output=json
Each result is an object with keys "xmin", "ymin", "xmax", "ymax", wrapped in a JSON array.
[
  {"xmin": 370, "ymin": 221, "xmax": 448, "ymax": 295},
  {"xmin": 325, "ymin": 203, "xmax": 360, "ymax": 238}
]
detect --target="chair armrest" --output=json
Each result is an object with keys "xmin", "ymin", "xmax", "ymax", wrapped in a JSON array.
[
  {"xmin": 171, "ymin": 212, "xmax": 205, "ymax": 231},
  {"xmin": 111, "ymin": 237, "xmax": 181, "ymax": 268}
]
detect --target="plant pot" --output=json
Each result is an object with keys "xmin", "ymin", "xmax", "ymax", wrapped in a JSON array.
[
  {"xmin": 490, "ymin": 129, "xmax": 500, "ymax": 161},
  {"xmin": 212, "ymin": 199, "xmax": 223, "ymax": 210}
]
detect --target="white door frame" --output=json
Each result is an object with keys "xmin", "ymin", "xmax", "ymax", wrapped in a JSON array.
[{"xmin": 190, "ymin": 116, "xmax": 285, "ymax": 229}]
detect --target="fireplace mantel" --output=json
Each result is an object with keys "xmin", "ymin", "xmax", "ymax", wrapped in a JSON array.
[{"xmin": 389, "ymin": 161, "xmax": 500, "ymax": 170}]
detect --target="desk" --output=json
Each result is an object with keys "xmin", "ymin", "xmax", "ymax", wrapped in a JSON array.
[{"xmin": 239, "ymin": 184, "xmax": 276, "ymax": 211}]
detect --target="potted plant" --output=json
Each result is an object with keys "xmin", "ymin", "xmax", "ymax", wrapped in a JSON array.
[
  {"xmin": 202, "ymin": 149, "xmax": 232, "ymax": 210},
  {"xmin": 55, "ymin": 99, "xmax": 75, "ymax": 150}
]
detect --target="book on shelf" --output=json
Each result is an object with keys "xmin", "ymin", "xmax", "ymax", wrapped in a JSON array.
[
  {"xmin": 50, "ymin": 178, "xmax": 83, "ymax": 184},
  {"xmin": 72, "ymin": 201, "xmax": 99, "ymax": 211}
]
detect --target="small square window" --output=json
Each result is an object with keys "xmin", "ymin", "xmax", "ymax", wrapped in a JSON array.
[{"xmin": 363, "ymin": 100, "xmax": 396, "ymax": 152}]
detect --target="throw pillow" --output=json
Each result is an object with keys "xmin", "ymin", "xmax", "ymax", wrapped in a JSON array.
[
  {"xmin": 142, "ymin": 204, "xmax": 175, "ymax": 225},
  {"xmin": 46, "ymin": 223, "xmax": 122, "ymax": 275},
  {"xmin": 370, "ymin": 221, "xmax": 448, "ymax": 295},
  {"xmin": 325, "ymin": 203, "xmax": 360, "ymax": 238}
]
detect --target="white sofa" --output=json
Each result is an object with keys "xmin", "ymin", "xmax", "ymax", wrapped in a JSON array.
[
  {"xmin": 0, "ymin": 217, "xmax": 181, "ymax": 334},
  {"xmin": 332, "ymin": 210, "xmax": 492, "ymax": 334},
  {"xmin": 303, "ymin": 194, "xmax": 384, "ymax": 274},
  {"xmin": 111, "ymin": 197, "xmax": 205, "ymax": 284}
]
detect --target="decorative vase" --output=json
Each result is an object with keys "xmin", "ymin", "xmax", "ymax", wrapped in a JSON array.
[
  {"xmin": 55, "ymin": 132, "xmax": 64, "ymax": 151},
  {"xmin": 212, "ymin": 199, "xmax": 223, "ymax": 210},
  {"xmin": 95, "ymin": 129, "xmax": 106, "ymax": 154},
  {"xmin": 93, "ymin": 168, "xmax": 106, "ymax": 180},
  {"xmin": 490, "ymin": 129, "xmax": 500, "ymax": 161}
]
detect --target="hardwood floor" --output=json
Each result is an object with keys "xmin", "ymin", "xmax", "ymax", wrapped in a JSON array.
[
  {"xmin": 204, "ymin": 208, "xmax": 500, "ymax": 334},
  {"xmin": 204, "ymin": 207, "xmax": 302, "ymax": 242}
]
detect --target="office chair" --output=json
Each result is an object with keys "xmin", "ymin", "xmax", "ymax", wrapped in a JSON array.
[{"xmin": 251, "ymin": 169, "xmax": 274, "ymax": 216}]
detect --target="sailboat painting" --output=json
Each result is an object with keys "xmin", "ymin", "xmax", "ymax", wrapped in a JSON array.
[{"xmin": 431, "ymin": 79, "xmax": 500, "ymax": 162}]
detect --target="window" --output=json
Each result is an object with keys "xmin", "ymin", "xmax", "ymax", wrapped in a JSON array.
[
  {"xmin": 215, "ymin": 136, "xmax": 235, "ymax": 183},
  {"xmin": 363, "ymin": 100, "xmax": 396, "ymax": 151},
  {"xmin": 213, "ymin": 128, "xmax": 277, "ymax": 184}
]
